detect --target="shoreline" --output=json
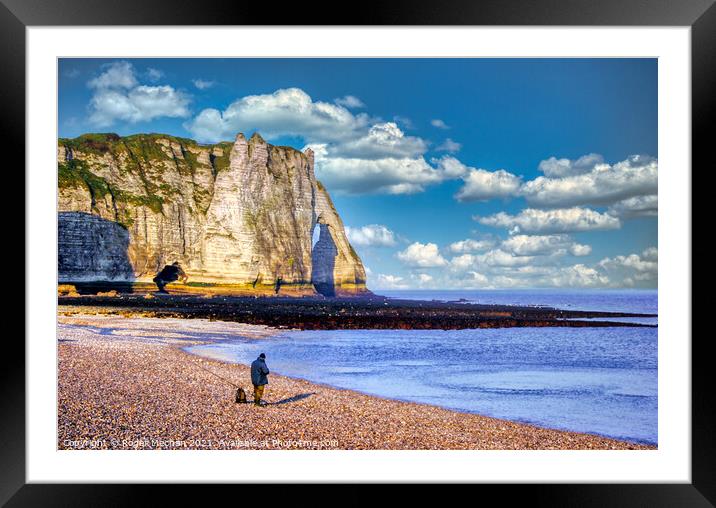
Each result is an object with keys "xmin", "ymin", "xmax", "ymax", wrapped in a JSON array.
[{"xmin": 58, "ymin": 313, "xmax": 655, "ymax": 450}]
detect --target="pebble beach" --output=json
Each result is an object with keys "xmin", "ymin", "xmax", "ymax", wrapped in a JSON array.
[{"xmin": 57, "ymin": 311, "xmax": 654, "ymax": 450}]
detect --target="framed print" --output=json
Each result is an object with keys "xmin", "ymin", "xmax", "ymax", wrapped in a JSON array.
[{"xmin": 7, "ymin": 0, "xmax": 713, "ymax": 504}]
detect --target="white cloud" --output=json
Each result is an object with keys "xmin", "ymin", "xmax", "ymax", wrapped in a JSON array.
[
  {"xmin": 185, "ymin": 88, "xmax": 456, "ymax": 195},
  {"xmin": 146, "ymin": 68, "xmax": 164, "ymax": 82},
  {"xmin": 544, "ymin": 264, "xmax": 610, "ymax": 288},
  {"xmin": 465, "ymin": 272, "xmax": 489, "ymax": 285},
  {"xmin": 393, "ymin": 116, "xmax": 414, "ymax": 129},
  {"xmin": 413, "ymin": 273, "xmax": 434, "ymax": 285},
  {"xmin": 608, "ymin": 194, "xmax": 658, "ymax": 218},
  {"xmin": 436, "ymin": 138, "xmax": 462, "ymax": 153},
  {"xmin": 480, "ymin": 249, "xmax": 536, "ymax": 267},
  {"xmin": 569, "ymin": 243, "xmax": 592, "ymax": 257},
  {"xmin": 598, "ymin": 247, "xmax": 658, "ymax": 284},
  {"xmin": 384, "ymin": 241, "xmax": 655, "ymax": 290},
  {"xmin": 457, "ymin": 168, "xmax": 523, "ymax": 202},
  {"xmin": 371, "ymin": 274, "xmax": 409, "ymax": 290},
  {"xmin": 501, "ymin": 234, "xmax": 591, "ymax": 257},
  {"xmin": 538, "ymin": 153, "xmax": 604, "ymax": 177},
  {"xmin": 431, "ymin": 156, "xmax": 470, "ymax": 178},
  {"xmin": 475, "ymin": 207, "xmax": 621, "ymax": 234},
  {"xmin": 431, "ymin": 119, "xmax": 450, "ymax": 129},
  {"xmin": 447, "ymin": 238, "xmax": 495, "ymax": 254},
  {"xmin": 396, "ymin": 242, "xmax": 448, "ymax": 268},
  {"xmin": 443, "ymin": 271, "xmax": 489, "ymax": 288},
  {"xmin": 183, "ymin": 89, "xmax": 657, "ymax": 209},
  {"xmin": 448, "ymin": 249, "xmax": 534, "ymax": 271},
  {"xmin": 87, "ymin": 61, "xmax": 190, "ymax": 127},
  {"xmin": 642, "ymin": 247, "xmax": 658, "ymax": 262},
  {"xmin": 433, "ymin": 156, "xmax": 522, "ymax": 202},
  {"xmin": 185, "ymin": 87, "xmax": 370, "ymax": 143},
  {"xmin": 448, "ymin": 254, "xmax": 478, "ymax": 271},
  {"xmin": 192, "ymin": 79, "xmax": 215, "ymax": 90},
  {"xmin": 88, "ymin": 61, "xmax": 137, "ymax": 90},
  {"xmin": 335, "ymin": 95, "xmax": 365, "ymax": 108},
  {"xmin": 309, "ymin": 152, "xmax": 443, "ymax": 195},
  {"xmin": 442, "ymin": 261, "xmax": 604, "ymax": 289},
  {"xmin": 345, "ymin": 224, "xmax": 397, "ymax": 247},
  {"xmin": 522, "ymin": 154, "xmax": 658, "ymax": 207},
  {"xmin": 443, "ymin": 258, "xmax": 611, "ymax": 289},
  {"xmin": 599, "ymin": 250, "xmax": 658, "ymax": 274},
  {"xmin": 329, "ymin": 122, "xmax": 428, "ymax": 159}
]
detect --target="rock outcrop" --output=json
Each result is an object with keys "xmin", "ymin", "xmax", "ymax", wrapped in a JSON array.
[{"xmin": 57, "ymin": 132, "xmax": 368, "ymax": 296}]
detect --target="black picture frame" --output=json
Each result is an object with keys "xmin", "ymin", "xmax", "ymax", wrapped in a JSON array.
[{"xmin": 5, "ymin": 0, "xmax": 711, "ymax": 504}]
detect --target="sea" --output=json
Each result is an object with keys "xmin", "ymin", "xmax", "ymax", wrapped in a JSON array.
[{"xmin": 185, "ymin": 289, "xmax": 658, "ymax": 445}]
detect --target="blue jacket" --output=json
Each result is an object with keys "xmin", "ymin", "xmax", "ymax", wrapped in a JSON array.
[{"xmin": 250, "ymin": 357, "xmax": 270, "ymax": 386}]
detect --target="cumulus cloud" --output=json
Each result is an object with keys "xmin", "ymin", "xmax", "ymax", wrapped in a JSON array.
[
  {"xmin": 371, "ymin": 274, "xmax": 409, "ymax": 290},
  {"xmin": 387, "ymin": 234, "xmax": 653, "ymax": 289},
  {"xmin": 146, "ymin": 68, "xmax": 164, "ymax": 82},
  {"xmin": 87, "ymin": 61, "xmax": 190, "ymax": 127},
  {"xmin": 447, "ymin": 238, "xmax": 496, "ymax": 254},
  {"xmin": 441, "ymin": 256, "xmax": 611, "ymax": 289},
  {"xmin": 412, "ymin": 273, "xmax": 434, "ymax": 285},
  {"xmin": 335, "ymin": 95, "xmax": 365, "ymax": 108},
  {"xmin": 345, "ymin": 224, "xmax": 397, "ymax": 247},
  {"xmin": 396, "ymin": 242, "xmax": 448, "ymax": 267},
  {"xmin": 87, "ymin": 61, "xmax": 137, "ymax": 90},
  {"xmin": 598, "ymin": 247, "xmax": 658, "ymax": 284},
  {"xmin": 599, "ymin": 248, "xmax": 658, "ymax": 273},
  {"xmin": 393, "ymin": 116, "xmax": 414, "ymax": 129},
  {"xmin": 433, "ymin": 156, "xmax": 522, "ymax": 202},
  {"xmin": 183, "ymin": 88, "xmax": 657, "ymax": 209},
  {"xmin": 569, "ymin": 243, "xmax": 592, "ymax": 256},
  {"xmin": 544, "ymin": 264, "xmax": 610, "ymax": 287},
  {"xmin": 431, "ymin": 119, "xmax": 450, "ymax": 129},
  {"xmin": 457, "ymin": 168, "xmax": 523, "ymax": 202},
  {"xmin": 479, "ymin": 249, "xmax": 536, "ymax": 267},
  {"xmin": 448, "ymin": 249, "xmax": 534, "ymax": 271},
  {"xmin": 185, "ymin": 88, "xmax": 458, "ymax": 195},
  {"xmin": 329, "ymin": 122, "xmax": 428, "ymax": 160},
  {"xmin": 387, "ymin": 239, "xmax": 655, "ymax": 289},
  {"xmin": 192, "ymin": 78, "xmax": 215, "ymax": 90},
  {"xmin": 538, "ymin": 153, "xmax": 604, "ymax": 177},
  {"xmin": 522, "ymin": 154, "xmax": 658, "ymax": 207},
  {"xmin": 641, "ymin": 246, "xmax": 658, "ymax": 262},
  {"xmin": 185, "ymin": 87, "xmax": 370, "ymax": 143},
  {"xmin": 475, "ymin": 207, "xmax": 621, "ymax": 234},
  {"xmin": 308, "ymin": 150, "xmax": 443, "ymax": 195},
  {"xmin": 436, "ymin": 138, "xmax": 462, "ymax": 153},
  {"xmin": 501, "ymin": 234, "xmax": 591, "ymax": 257},
  {"xmin": 608, "ymin": 194, "xmax": 658, "ymax": 218}
]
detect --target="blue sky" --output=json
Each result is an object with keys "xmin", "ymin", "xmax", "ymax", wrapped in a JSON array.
[{"xmin": 58, "ymin": 58, "xmax": 658, "ymax": 290}]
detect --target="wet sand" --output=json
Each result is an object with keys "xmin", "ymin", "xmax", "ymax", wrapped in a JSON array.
[{"xmin": 57, "ymin": 313, "xmax": 654, "ymax": 450}]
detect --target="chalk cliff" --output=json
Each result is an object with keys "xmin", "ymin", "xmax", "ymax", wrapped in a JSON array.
[{"xmin": 57, "ymin": 132, "xmax": 368, "ymax": 296}]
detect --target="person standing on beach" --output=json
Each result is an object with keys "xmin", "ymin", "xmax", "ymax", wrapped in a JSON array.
[{"xmin": 250, "ymin": 353, "xmax": 270, "ymax": 406}]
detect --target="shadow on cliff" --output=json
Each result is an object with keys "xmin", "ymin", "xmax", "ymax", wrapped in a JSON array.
[
  {"xmin": 311, "ymin": 223, "xmax": 337, "ymax": 297},
  {"xmin": 58, "ymin": 211, "xmax": 136, "ymax": 294}
]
